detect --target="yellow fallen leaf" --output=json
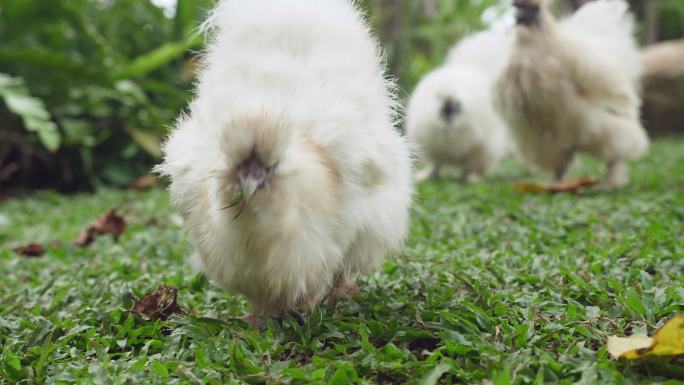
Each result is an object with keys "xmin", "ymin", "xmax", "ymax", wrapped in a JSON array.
[
  {"xmin": 607, "ymin": 315, "xmax": 684, "ymax": 359},
  {"xmin": 649, "ymin": 315, "xmax": 684, "ymax": 356},
  {"xmin": 607, "ymin": 334, "xmax": 652, "ymax": 359}
]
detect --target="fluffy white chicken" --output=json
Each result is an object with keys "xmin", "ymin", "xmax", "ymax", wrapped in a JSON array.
[
  {"xmin": 495, "ymin": 0, "xmax": 649, "ymax": 187},
  {"xmin": 406, "ymin": 31, "xmax": 512, "ymax": 181},
  {"xmin": 157, "ymin": 0, "xmax": 412, "ymax": 325}
]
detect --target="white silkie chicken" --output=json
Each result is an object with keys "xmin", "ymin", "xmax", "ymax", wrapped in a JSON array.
[
  {"xmin": 406, "ymin": 31, "xmax": 512, "ymax": 182},
  {"xmin": 495, "ymin": 0, "xmax": 649, "ymax": 188},
  {"xmin": 157, "ymin": 0, "xmax": 412, "ymax": 326}
]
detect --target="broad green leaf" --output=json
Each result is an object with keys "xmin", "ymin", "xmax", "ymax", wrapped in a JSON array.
[
  {"xmin": 29, "ymin": 117, "xmax": 61, "ymax": 152},
  {"xmin": 0, "ymin": 73, "xmax": 61, "ymax": 152},
  {"xmin": 419, "ymin": 363, "xmax": 451, "ymax": 385},
  {"xmin": 327, "ymin": 368, "xmax": 349, "ymax": 385},
  {"xmin": 493, "ymin": 365, "xmax": 512, "ymax": 385},
  {"xmin": 112, "ymin": 34, "xmax": 203, "ymax": 80},
  {"xmin": 0, "ymin": 48, "xmax": 102, "ymax": 80},
  {"xmin": 4, "ymin": 92, "xmax": 51, "ymax": 120},
  {"xmin": 2, "ymin": 350, "xmax": 26, "ymax": 381},
  {"xmin": 625, "ymin": 288, "xmax": 648, "ymax": 318}
]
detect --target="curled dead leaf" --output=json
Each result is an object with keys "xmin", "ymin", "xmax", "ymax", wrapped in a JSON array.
[
  {"xmin": 180, "ymin": 56, "xmax": 200, "ymax": 82},
  {"xmin": 607, "ymin": 315, "xmax": 684, "ymax": 359},
  {"xmin": 131, "ymin": 284, "xmax": 186, "ymax": 321},
  {"xmin": 514, "ymin": 178, "xmax": 598, "ymax": 194},
  {"xmin": 13, "ymin": 243, "xmax": 45, "ymax": 257},
  {"xmin": 74, "ymin": 209, "xmax": 126, "ymax": 247},
  {"xmin": 130, "ymin": 174, "xmax": 158, "ymax": 191}
]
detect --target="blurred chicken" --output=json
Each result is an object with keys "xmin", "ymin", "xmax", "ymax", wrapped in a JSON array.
[
  {"xmin": 156, "ymin": 0, "xmax": 412, "ymax": 325},
  {"xmin": 495, "ymin": 0, "xmax": 649, "ymax": 188},
  {"xmin": 407, "ymin": 31, "xmax": 512, "ymax": 182}
]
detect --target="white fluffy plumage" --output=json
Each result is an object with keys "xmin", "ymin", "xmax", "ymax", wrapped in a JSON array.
[
  {"xmin": 495, "ymin": 0, "xmax": 649, "ymax": 187},
  {"xmin": 157, "ymin": 0, "xmax": 412, "ymax": 324},
  {"xmin": 406, "ymin": 31, "xmax": 512, "ymax": 181}
]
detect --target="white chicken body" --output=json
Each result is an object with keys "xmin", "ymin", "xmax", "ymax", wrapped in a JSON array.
[
  {"xmin": 407, "ymin": 31, "xmax": 511, "ymax": 181},
  {"xmin": 495, "ymin": 0, "xmax": 649, "ymax": 186},
  {"xmin": 157, "ymin": 0, "xmax": 412, "ymax": 320}
]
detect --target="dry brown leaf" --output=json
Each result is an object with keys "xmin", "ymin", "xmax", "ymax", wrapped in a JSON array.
[
  {"xmin": 74, "ymin": 209, "xmax": 126, "ymax": 247},
  {"xmin": 130, "ymin": 174, "xmax": 158, "ymax": 191},
  {"xmin": 180, "ymin": 56, "xmax": 200, "ymax": 82},
  {"xmin": 514, "ymin": 178, "xmax": 598, "ymax": 194},
  {"xmin": 13, "ymin": 243, "xmax": 45, "ymax": 257},
  {"xmin": 607, "ymin": 315, "xmax": 684, "ymax": 359},
  {"xmin": 131, "ymin": 285, "xmax": 186, "ymax": 321}
]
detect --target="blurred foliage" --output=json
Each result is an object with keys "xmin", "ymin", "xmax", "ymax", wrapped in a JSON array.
[
  {"xmin": 0, "ymin": 0, "xmax": 213, "ymax": 191},
  {"xmin": 653, "ymin": 0, "xmax": 684, "ymax": 41},
  {"xmin": 361, "ymin": 0, "xmax": 503, "ymax": 93},
  {"xmin": 0, "ymin": 0, "xmax": 682, "ymax": 191}
]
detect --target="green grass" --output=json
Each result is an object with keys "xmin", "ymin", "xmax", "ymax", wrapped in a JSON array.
[{"xmin": 1, "ymin": 139, "xmax": 683, "ymax": 385}]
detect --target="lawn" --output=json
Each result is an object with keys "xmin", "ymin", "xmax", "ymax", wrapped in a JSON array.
[{"xmin": 1, "ymin": 139, "xmax": 683, "ymax": 385}]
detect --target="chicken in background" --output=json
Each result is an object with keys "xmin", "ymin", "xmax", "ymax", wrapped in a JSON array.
[
  {"xmin": 406, "ymin": 31, "xmax": 512, "ymax": 182},
  {"xmin": 156, "ymin": 0, "xmax": 412, "ymax": 326},
  {"xmin": 495, "ymin": 0, "xmax": 649, "ymax": 188}
]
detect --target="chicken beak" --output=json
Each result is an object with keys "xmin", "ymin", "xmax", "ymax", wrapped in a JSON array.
[
  {"xmin": 233, "ymin": 152, "xmax": 275, "ymax": 203},
  {"xmin": 239, "ymin": 175, "xmax": 261, "ymax": 201},
  {"xmin": 513, "ymin": 1, "xmax": 541, "ymax": 27},
  {"xmin": 440, "ymin": 99, "xmax": 462, "ymax": 123}
]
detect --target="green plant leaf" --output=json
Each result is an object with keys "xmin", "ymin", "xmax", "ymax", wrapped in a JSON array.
[
  {"xmin": 1, "ymin": 350, "xmax": 26, "ymax": 381},
  {"xmin": 419, "ymin": 363, "xmax": 451, "ymax": 385},
  {"xmin": 493, "ymin": 365, "xmax": 512, "ymax": 385},
  {"xmin": 0, "ymin": 73, "xmax": 61, "ymax": 152},
  {"xmin": 31, "ymin": 118, "xmax": 61, "ymax": 153},
  {"xmin": 125, "ymin": 127, "xmax": 162, "ymax": 158},
  {"xmin": 327, "ymin": 368, "xmax": 349, "ymax": 385},
  {"xmin": 0, "ymin": 48, "xmax": 104, "ymax": 81},
  {"xmin": 175, "ymin": 0, "xmax": 214, "ymax": 38},
  {"xmin": 112, "ymin": 34, "xmax": 203, "ymax": 80}
]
